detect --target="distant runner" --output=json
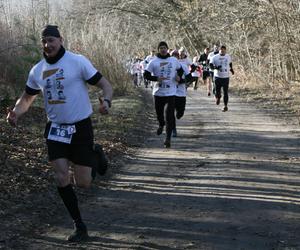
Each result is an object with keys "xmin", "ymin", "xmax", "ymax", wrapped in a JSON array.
[
  {"xmin": 198, "ymin": 47, "xmax": 211, "ymax": 95},
  {"xmin": 170, "ymin": 49, "xmax": 192, "ymax": 137},
  {"xmin": 210, "ymin": 45, "xmax": 234, "ymax": 112}
]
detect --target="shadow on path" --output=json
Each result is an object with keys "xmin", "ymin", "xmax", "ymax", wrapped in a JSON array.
[{"xmin": 26, "ymin": 88, "xmax": 300, "ymax": 250}]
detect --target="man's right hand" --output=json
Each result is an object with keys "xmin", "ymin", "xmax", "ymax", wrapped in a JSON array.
[
  {"xmin": 175, "ymin": 75, "xmax": 181, "ymax": 82},
  {"xmin": 158, "ymin": 76, "xmax": 169, "ymax": 84},
  {"xmin": 6, "ymin": 108, "xmax": 18, "ymax": 127}
]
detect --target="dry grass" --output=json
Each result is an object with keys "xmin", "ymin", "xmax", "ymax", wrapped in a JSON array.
[
  {"xmin": 1, "ymin": 0, "xmax": 300, "ymax": 124},
  {"xmin": 231, "ymin": 66, "xmax": 300, "ymax": 125}
]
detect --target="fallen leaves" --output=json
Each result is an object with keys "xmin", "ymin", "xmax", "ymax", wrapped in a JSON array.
[{"xmin": 0, "ymin": 89, "xmax": 154, "ymax": 247}]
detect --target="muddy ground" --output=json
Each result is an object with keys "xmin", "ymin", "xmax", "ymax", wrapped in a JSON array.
[{"xmin": 1, "ymin": 85, "xmax": 300, "ymax": 250}]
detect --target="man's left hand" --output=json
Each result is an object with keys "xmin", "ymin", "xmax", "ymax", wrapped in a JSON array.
[{"xmin": 99, "ymin": 98, "xmax": 109, "ymax": 114}]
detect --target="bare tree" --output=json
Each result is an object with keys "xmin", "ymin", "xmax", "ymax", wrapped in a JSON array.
[{"xmin": 1, "ymin": 0, "xmax": 300, "ymax": 98}]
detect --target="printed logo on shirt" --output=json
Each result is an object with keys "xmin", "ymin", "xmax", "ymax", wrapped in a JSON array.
[
  {"xmin": 159, "ymin": 62, "xmax": 172, "ymax": 78},
  {"xmin": 218, "ymin": 58, "xmax": 229, "ymax": 73},
  {"xmin": 43, "ymin": 68, "xmax": 59, "ymax": 80},
  {"xmin": 56, "ymin": 69, "xmax": 65, "ymax": 80},
  {"xmin": 160, "ymin": 62, "xmax": 169, "ymax": 67},
  {"xmin": 158, "ymin": 62, "xmax": 173, "ymax": 88},
  {"xmin": 44, "ymin": 68, "xmax": 66, "ymax": 104}
]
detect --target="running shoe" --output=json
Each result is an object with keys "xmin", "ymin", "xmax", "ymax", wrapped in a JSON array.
[
  {"xmin": 157, "ymin": 126, "xmax": 163, "ymax": 135},
  {"xmin": 222, "ymin": 106, "xmax": 228, "ymax": 112},
  {"xmin": 67, "ymin": 222, "xmax": 88, "ymax": 242},
  {"xmin": 164, "ymin": 138, "xmax": 171, "ymax": 148},
  {"xmin": 215, "ymin": 97, "xmax": 220, "ymax": 105},
  {"xmin": 93, "ymin": 144, "xmax": 108, "ymax": 177}
]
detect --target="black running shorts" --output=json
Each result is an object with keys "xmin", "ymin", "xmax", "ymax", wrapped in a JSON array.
[
  {"xmin": 44, "ymin": 117, "xmax": 96, "ymax": 166},
  {"xmin": 202, "ymin": 71, "xmax": 210, "ymax": 80}
]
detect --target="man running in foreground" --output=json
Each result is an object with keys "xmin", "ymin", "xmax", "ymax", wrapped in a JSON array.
[{"xmin": 6, "ymin": 25, "xmax": 113, "ymax": 242}]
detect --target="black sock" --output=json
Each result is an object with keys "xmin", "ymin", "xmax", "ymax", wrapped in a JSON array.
[{"xmin": 57, "ymin": 184, "xmax": 83, "ymax": 226}]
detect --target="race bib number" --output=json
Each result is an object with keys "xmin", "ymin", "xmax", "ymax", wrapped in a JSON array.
[{"xmin": 47, "ymin": 123, "xmax": 76, "ymax": 144}]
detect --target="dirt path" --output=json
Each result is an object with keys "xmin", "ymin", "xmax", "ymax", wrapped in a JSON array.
[{"xmin": 23, "ymin": 87, "xmax": 300, "ymax": 250}]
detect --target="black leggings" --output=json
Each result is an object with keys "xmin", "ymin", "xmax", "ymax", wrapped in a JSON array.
[
  {"xmin": 174, "ymin": 96, "xmax": 186, "ymax": 129},
  {"xmin": 191, "ymin": 77, "xmax": 199, "ymax": 89},
  {"xmin": 154, "ymin": 95, "xmax": 175, "ymax": 139},
  {"xmin": 215, "ymin": 77, "xmax": 229, "ymax": 105},
  {"xmin": 175, "ymin": 96, "xmax": 186, "ymax": 120}
]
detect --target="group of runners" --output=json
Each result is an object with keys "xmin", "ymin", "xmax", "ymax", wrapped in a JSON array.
[
  {"xmin": 5, "ymin": 23, "xmax": 234, "ymax": 242},
  {"xmin": 142, "ymin": 41, "xmax": 234, "ymax": 148}
]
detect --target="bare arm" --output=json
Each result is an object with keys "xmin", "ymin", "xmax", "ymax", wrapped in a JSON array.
[
  {"xmin": 6, "ymin": 92, "xmax": 37, "ymax": 126},
  {"xmin": 95, "ymin": 76, "xmax": 113, "ymax": 101},
  {"xmin": 94, "ymin": 76, "xmax": 113, "ymax": 114}
]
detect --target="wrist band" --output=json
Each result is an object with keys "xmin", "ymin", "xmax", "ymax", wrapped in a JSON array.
[{"xmin": 104, "ymin": 99, "xmax": 111, "ymax": 108}]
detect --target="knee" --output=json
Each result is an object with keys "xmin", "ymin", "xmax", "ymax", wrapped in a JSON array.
[
  {"xmin": 55, "ymin": 172, "xmax": 70, "ymax": 187},
  {"xmin": 74, "ymin": 174, "xmax": 92, "ymax": 188},
  {"xmin": 76, "ymin": 180, "xmax": 91, "ymax": 189}
]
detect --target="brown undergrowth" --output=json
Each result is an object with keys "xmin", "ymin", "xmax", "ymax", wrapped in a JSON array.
[
  {"xmin": 0, "ymin": 88, "xmax": 155, "ymax": 248},
  {"xmin": 231, "ymin": 70, "xmax": 300, "ymax": 126}
]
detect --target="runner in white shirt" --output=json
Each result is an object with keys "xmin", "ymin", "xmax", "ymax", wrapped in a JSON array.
[
  {"xmin": 144, "ymin": 50, "xmax": 157, "ymax": 88},
  {"xmin": 178, "ymin": 47, "xmax": 192, "ymax": 87},
  {"xmin": 130, "ymin": 57, "xmax": 142, "ymax": 87},
  {"xmin": 210, "ymin": 45, "xmax": 234, "ymax": 112},
  {"xmin": 208, "ymin": 44, "xmax": 219, "ymax": 94},
  {"xmin": 6, "ymin": 25, "xmax": 113, "ymax": 242},
  {"xmin": 190, "ymin": 56, "xmax": 202, "ymax": 90},
  {"xmin": 198, "ymin": 47, "xmax": 211, "ymax": 95},
  {"xmin": 144, "ymin": 50, "xmax": 156, "ymax": 64},
  {"xmin": 144, "ymin": 41, "xmax": 186, "ymax": 148},
  {"xmin": 170, "ymin": 49, "xmax": 192, "ymax": 137},
  {"xmin": 140, "ymin": 58, "xmax": 148, "ymax": 88},
  {"xmin": 178, "ymin": 47, "xmax": 193, "ymax": 67}
]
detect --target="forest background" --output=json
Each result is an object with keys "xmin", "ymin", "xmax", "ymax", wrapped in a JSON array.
[{"xmin": 1, "ymin": 0, "xmax": 300, "ymax": 114}]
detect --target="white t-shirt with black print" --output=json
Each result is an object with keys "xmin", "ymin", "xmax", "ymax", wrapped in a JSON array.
[
  {"xmin": 130, "ymin": 61, "xmax": 141, "ymax": 75},
  {"xmin": 145, "ymin": 55, "xmax": 156, "ymax": 64},
  {"xmin": 176, "ymin": 62, "xmax": 190, "ymax": 97},
  {"xmin": 146, "ymin": 56, "xmax": 182, "ymax": 96},
  {"xmin": 208, "ymin": 51, "xmax": 218, "ymax": 72},
  {"xmin": 210, "ymin": 54, "xmax": 232, "ymax": 78},
  {"xmin": 26, "ymin": 51, "xmax": 97, "ymax": 124},
  {"xmin": 191, "ymin": 62, "xmax": 201, "ymax": 78},
  {"xmin": 179, "ymin": 57, "xmax": 192, "ymax": 68}
]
